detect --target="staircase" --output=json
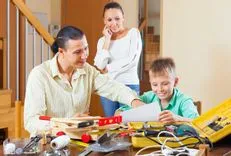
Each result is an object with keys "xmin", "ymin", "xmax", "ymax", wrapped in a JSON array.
[
  {"xmin": 0, "ymin": 90, "xmax": 14, "ymax": 137},
  {"xmin": 140, "ymin": 26, "xmax": 160, "ymax": 93},
  {"xmin": 143, "ymin": 26, "xmax": 160, "ymax": 71},
  {"xmin": 0, "ymin": 0, "xmax": 53, "ymax": 139}
]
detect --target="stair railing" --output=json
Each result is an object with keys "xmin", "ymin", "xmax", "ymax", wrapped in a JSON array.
[
  {"xmin": 6, "ymin": 0, "xmax": 55, "ymax": 138},
  {"xmin": 138, "ymin": 0, "xmax": 148, "ymax": 81}
]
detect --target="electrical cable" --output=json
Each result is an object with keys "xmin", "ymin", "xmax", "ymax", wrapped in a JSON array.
[
  {"xmin": 135, "ymin": 145, "xmax": 162, "ymax": 156},
  {"xmin": 135, "ymin": 125, "xmax": 211, "ymax": 156},
  {"xmin": 145, "ymin": 136, "xmax": 162, "ymax": 145},
  {"xmin": 136, "ymin": 131, "xmax": 193, "ymax": 156}
]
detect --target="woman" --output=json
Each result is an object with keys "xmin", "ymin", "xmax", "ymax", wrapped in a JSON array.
[
  {"xmin": 94, "ymin": 2, "xmax": 142, "ymax": 116},
  {"xmin": 24, "ymin": 26, "xmax": 144, "ymax": 136}
]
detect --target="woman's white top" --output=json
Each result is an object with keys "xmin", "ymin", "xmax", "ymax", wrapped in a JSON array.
[{"xmin": 94, "ymin": 28, "xmax": 142, "ymax": 85}]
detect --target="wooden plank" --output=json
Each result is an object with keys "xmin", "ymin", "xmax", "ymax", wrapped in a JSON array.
[
  {"xmin": 0, "ymin": 105, "xmax": 28, "ymax": 138},
  {"xmin": 0, "ymin": 38, "xmax": 3, "ymax": 88},
  {"xmin": 0, "ymin": 39, "xmax": 2, "ymax": 50},
  {"xmin": 3, "ymin": 38, "xmax": 6, "ymax": 89},
  {"xmin": 0, "ymin": 89, "xmax": 12, "ymax": 108}
]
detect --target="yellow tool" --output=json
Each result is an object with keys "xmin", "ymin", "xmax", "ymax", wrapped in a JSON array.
[{"xmin": 70, "ymin": 140, "xmax": 89, "ymax": 147}]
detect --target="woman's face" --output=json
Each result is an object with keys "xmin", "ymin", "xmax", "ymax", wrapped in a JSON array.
[
  {"xmin": 104, "ymin": 8, "xmax": 124, "ymax": 33},
  {"xmin": 61, "ymin": 36, "xmax": 89, "ymax": 69}
]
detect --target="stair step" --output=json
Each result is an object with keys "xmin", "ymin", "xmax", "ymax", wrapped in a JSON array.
[
  {"xmin": 144, "ymin": 34, "xmax": 154, "ymax": 42},
  {"xmin": 144, "ymin": 56, "xmax": 160, "ymax": 71},
  {"xmin": 153, "ymin": 35, "xmax": 160, "ymax": 42},
  {"xmin": 145, "ymin": 42, "xmax": 160, "ymax": 51},
  {"xmin": 0, "ymin": 89, "xmax": 12, "ymax": 108},
  {"xmin": 144, "ymin": 34, "xmax": 160, "ymax": 43},
  {"xmin": 144, "ymin": 53, "xmax": 159, "ymax": 62},
  {"xmin": 147, "ymin": 26, "xmax": 155, "ymax": 34}
]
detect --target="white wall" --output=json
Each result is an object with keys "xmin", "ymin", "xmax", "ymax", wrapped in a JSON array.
[
  {"xmin": 148, "ymin": 0, "xmax": 160, "ymax": 35},
  {"xmin": 116, "ymin": 0, "xmax": 139, "ymax": 28},
  {"xmin": 162, "ymin": 0, "xmax": 231, "ymax": 112},
  {"xmin": 50, "ymin": 0, "xmax": 61, "ymax": 25},
  {"xmin": 25, "ymin": 0, "xmax": 61, "ymax": 78},
  {"xmin": 26, "ymin": 0, "xmax": 51, "ymax": 23},
  {"xmin": 139, "ymin": 0, "xmax": 160, "ymax": 35}
]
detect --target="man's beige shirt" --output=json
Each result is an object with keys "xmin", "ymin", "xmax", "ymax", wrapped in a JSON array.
[{"xmin": 24, "ymin": 54, "xmax": 137, "ymax": 135}]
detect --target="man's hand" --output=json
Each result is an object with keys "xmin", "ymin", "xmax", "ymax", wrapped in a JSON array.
[
  {"xmin": 100, "ymin": 67, "xmax": 108, "ymax": 74},
  {"xmin": 131, "ymin": 99, "xmax": 145, "ymax": 108},
  {"xmin": 74, "ymin": 112, "xmax": 90, "ymax": 117}
]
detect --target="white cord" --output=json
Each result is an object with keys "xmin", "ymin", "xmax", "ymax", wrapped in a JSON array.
[
  {"xmin": 135, "ymin": 145, "xmax": 162, "ymax": 156},
  {"xmin": 135, "ymin": 131, "xmax": 192, "ymax": 156},
  {"xmin": 157, "ymin": 131, "xmax": 189, "ymax": 155}
]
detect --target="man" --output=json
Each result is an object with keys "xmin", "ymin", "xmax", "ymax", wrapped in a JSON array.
[{"xmin": 24, "ymin": 26, "xmax": 144, "ymax": 136}]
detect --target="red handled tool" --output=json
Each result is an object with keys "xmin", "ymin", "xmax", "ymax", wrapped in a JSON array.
[{"xmin": 39, "ymin": 115, "xmax": 122, "ymax": 127}]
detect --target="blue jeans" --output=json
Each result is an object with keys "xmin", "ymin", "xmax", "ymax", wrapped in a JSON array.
[{"xmin": 100, "ymin": 84, "xmax": 140, "ymax": 117}]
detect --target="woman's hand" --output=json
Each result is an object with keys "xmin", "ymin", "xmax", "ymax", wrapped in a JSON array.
[
  {"xmin": 103, "ymin": 25, "xmax": 112, "ymax": 39},
  {"xmin": 102, "ymin": 25, "xmax": 112, "ymax": 50}
]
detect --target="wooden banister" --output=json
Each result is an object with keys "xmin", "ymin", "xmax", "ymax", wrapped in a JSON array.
[
  {"xmin": 139, "ymin": 19, "xmax": 147, "ymax": 32},
  {"xmin": 0, "ymin": 38, "xmax": 7, "ymax": 89},
  {"xmin": 11, "ymin": 0, "xmax": 54, "ymax": 46},
  {"xmin": 0, "ymin": 39, "xmax": 3, "ymax": 50}
]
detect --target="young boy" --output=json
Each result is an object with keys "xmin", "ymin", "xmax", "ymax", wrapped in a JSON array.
[{"xmin": 117, "ymin": 57, "xmax": 199, "ymax": 123}]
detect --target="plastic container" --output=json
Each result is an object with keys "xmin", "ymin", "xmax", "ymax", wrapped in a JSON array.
[{"xmin": 3, "ymin": 138, "xmax": 41, "ymax": 155}]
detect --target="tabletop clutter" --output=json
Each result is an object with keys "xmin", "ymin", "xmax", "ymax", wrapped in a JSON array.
[{"xmin": 3, "ymin": 99, "xmax": 231, "ymax": 155}]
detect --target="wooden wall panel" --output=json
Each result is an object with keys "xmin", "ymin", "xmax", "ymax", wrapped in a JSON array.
[
  {"xmin": 0, "ymin": 0, "xmax": 6, "ymax": 89},
  {"xmin": 0, "ymin": 0, "xmax": 17, "ymax": 102},
  {"xmin": 0, "ymin": 0, "xmax": 7, "ymax": 38},
  {"xmin": 61, "ymin": 0, "xmax": 110, "ymax": 116}
]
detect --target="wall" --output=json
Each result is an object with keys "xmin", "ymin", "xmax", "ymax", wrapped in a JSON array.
[
  {"xmin": 115, "ymin": 0, "xmax": 139, "ymax": 28},
  {"xmin": 26, "ymin": 0, "xmax": 51, "ymax": 23},
  {"xmin": 148, "ymin": 0, "xmax": 160, "ymax": 35},
  {"xmin": 25, "ymin": 0, "xmax": 61, "ymax": 78},
  {"xmin": 50, "ymin": 0, "xmax": 61, "ymax": 25},
  {"xmin": 139, "ymin": 0, "xmax": 160, "ymax": 35},
  {"xmin": 162, "ymin": 0, "xmax": 231, "ymax": 112}
]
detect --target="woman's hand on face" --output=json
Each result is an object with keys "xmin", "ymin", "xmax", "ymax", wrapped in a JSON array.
[
  {"xmin": 159, "ymin": 110, "xmax": 178, "ymax": 123},
  {"xmin": 103, "ymin": 25, "xmax": 112, "ymax": 39}
]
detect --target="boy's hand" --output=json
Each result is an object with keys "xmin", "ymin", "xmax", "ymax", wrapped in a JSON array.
[
  {"xmin": 159, "ymin": 110, "xmax": 192, "ymax": 123},
  {"xmin": 131, "ymin": 99, "xmax": 145, "ymax": 108},
  {"xmin": 159, "ymin": 110, "xmax": 178, "ymax": 123}
]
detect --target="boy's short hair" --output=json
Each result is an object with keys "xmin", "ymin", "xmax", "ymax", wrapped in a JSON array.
[{"xmin": 149, "ymin": 57, "xmax": 176, "ymax": 77}]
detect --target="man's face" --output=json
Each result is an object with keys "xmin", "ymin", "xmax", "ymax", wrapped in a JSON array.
[
  {"xmin": 149, "ymin": 71, "xmax": 178, "ymax": 102},
  {"xmin": 62, "ymin": 36, "xmax": 89, "ymax": 69}
]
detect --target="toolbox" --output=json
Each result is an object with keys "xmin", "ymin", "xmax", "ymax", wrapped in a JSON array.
[
  {"xmin": 129, "ymin": 98, "xmax": 231, "ymax": 148},
  {"xmin": 192, "ymin": 98, "xmax": 231, "ymax": 143},
  {"xmin": 129, "ymin": 122, "xmax": 204, "ymax": 148}
]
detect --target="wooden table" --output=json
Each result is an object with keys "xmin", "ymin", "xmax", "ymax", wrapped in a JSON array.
[{"xmin": 1, "ymin": 135, "xmax": 231, "ymax": 155}]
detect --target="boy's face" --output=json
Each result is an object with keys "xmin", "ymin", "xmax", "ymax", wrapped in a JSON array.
[{"xmin": 149, "ymin": 71, "xmax": 178, "ymax": 102}]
